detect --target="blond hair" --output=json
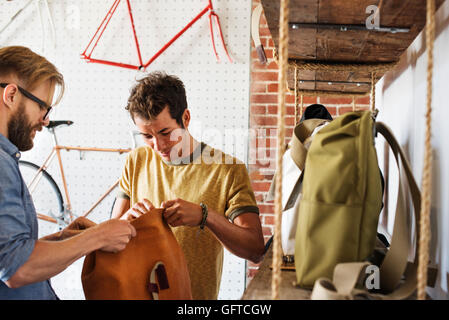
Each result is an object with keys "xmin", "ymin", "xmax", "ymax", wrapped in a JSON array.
[{"xmin": 0, "ymin": 46, "xmax": 65, "ymax": 105}]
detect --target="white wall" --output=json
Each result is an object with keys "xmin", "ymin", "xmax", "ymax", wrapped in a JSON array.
[
  {"xmin": 375, "ymin": 0, "xmax": 449, "ymax": 299},
  {"xmin": 1, "ymin": 0, "xmax": 252, "ymax": 299}
]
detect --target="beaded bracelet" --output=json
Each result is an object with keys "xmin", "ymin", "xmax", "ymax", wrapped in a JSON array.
[{"xmin": 199, "ymin": 202, "xmax": 208, "ymax": 230}]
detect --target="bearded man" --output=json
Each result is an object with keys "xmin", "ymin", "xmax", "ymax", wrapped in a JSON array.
[{"xmin": 0, "ymin": 46, "xmax": 138, "ymax": 299}]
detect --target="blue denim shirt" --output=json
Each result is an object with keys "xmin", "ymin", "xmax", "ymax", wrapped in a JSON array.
[{"xmin": 0, "ymin": 133, "xmax": 57, "ymax": 299}]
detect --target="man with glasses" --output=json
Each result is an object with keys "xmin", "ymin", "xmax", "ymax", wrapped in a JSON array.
[
  {"xmin": 0, "ymin": 82, "xmax": 53, "ymax": 151},
  {"xmin": 0, "ymin": 83, "xmax": 54, "ymax": 118},
  {"xmin": 0, "ymin": 46, "xmax": 137, "ymax": 299}
]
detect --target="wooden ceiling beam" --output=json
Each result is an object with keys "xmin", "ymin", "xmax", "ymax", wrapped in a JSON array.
[{"xmin": 261, "ymin": 0, "xmax": 445, "ymax": 95}]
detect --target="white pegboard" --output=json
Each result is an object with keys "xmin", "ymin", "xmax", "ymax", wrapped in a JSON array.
[{"xmin": 1, "ymin": 0, "xmax": 251, "ymax": 300}]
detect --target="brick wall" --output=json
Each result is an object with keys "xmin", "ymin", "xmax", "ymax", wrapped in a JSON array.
[{"xmin": 246, "ymin": 0, "xmax": 370, "ymax": 281}]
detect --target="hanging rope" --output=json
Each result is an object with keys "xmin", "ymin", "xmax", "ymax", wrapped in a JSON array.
[
  {"xmin": 272, "ymin": 0, "xmax": 289, "ymax": 300},
  {"xmin": 370, "ymin": 72, "xmax": 376, "ymax": 112},
  {"xmin": 272, "ymin": 50, "xmax": 398, "ymax": 73},
  {"xmin": 418, "ymin": 0, "xmax": 435, "ymax": 301},
  {"xmin": 352, "ymin": 95, "xmax": 356, "ymax": 112},
  {"xmin": 293, "ymin": 68, "xmax": 304, "ymax": 124},
  {"xmin": 373, "ymin": 0, "xmax": 385, "ymax": 27},
  {"xmin": 294, "ymin": 67, "xmax": 299, "ymax": 125}
]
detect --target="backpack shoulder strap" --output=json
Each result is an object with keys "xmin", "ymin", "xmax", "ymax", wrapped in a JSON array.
[
  {"xmin": 375, "ymin": 122, "xmax": 421, "ymax": 293},
  {"xmin": 311, "ymin": 122, "xmax": 421, "ymax": 300}
]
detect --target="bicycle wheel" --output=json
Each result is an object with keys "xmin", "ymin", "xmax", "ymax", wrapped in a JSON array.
[{"xmin": 18, "ymin": 160, "xmax": 65, "ymax": 238}]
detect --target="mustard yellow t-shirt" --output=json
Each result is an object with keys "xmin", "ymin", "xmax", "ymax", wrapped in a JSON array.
[{"xmin": 118, "ymin": 142, "xmax": 259, "ymax": 299}]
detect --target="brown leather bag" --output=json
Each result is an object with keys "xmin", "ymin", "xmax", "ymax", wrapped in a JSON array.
[{"xmin": 80, "ymin": 209, "xmax": 192, "ymax": 300}]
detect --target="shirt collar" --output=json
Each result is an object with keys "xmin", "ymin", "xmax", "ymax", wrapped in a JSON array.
[
  {"xmin": 162, "ymin": 141, "xmax": 206, "ymax": 166},
  {"xmin": 0, "ymin": 133, "xmax": 21, "ymax": 162}
]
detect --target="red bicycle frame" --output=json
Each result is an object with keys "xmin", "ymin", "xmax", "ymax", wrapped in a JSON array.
[{"xmin": 81, "ymin": 0, "xmax": 233, "ymax": 70}]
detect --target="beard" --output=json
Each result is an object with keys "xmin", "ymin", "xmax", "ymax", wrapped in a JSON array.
[{"xmin": 7, "ymin": 102, "xmax": 41, "ymax": 151}]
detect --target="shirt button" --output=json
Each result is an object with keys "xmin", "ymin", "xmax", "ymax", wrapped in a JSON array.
[{"xmin": 16, "ymin": 153, "xmax": 20, "ymax": 158}]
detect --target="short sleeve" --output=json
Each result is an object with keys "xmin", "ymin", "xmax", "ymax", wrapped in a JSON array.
[
  {"xmin": 0, "ymin": 157, "xmax": 35, "ymax": 282},
  {"xmin": 225, "ymin": 164, "xmax": 259, "ymax": 222},
  {"xmin": 117, "ymin": 153, "xmax": 132, "ymax": 200}
]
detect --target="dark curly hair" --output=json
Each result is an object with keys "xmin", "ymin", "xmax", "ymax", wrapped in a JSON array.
[{"xmin": 126, "ymin": 71, "xmax": 187, "ymax": 128}]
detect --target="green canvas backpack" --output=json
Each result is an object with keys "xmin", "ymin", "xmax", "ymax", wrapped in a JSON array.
[
  {"xmin": 294, "ymin": 112, "xmax": 425, "ymax": 299},
  {"xmin": 294, "ymin": 111, "xmax": 394, "ymax": 289}
]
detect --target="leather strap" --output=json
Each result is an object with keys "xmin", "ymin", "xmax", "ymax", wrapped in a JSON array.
[{"xmin": 148, "ymin": 262, "xmax": 169, "ymax": 300}]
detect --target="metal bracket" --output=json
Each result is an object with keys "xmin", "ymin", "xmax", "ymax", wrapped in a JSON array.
[{"xmin": 289, "ymin": 22, "xmax": 410, "ymax": 34}]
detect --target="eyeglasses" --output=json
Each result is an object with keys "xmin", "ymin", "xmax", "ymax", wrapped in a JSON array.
[{"xmin": 0, "ymin": 83, "xmax": 53, "ymax": 120}]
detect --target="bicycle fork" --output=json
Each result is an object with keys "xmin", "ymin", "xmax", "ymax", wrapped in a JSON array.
[{"xmin": 208, "ymin": 1, "xmax": 233, "ymax": 63}]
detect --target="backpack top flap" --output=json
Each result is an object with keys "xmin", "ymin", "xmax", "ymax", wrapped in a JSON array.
[
  {"xmin": 265, "ymin": 118, "xmax": 330, "ymax": 204},
  {"xmin": 291, "ymin": 118, "xmax": 331, "ymax": 171},
  {"xmin": 81, "ymin": 209, "xmax": 192, "ymax": 300}
]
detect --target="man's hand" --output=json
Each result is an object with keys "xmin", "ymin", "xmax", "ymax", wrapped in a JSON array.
[
  {"xmin": 40, "ymin": 217, "xmax": 96, "ymax": 241},
  {"xmin": 161, "ymin": 198, "xmax": 203, "ymax": 227},
  {"xmin": 120, "ymin": 199, "xmax": 155, "ymax": 221},
  {"xmin": 93, "ymin": 219, "xmax": 137, "ymax": 253}
]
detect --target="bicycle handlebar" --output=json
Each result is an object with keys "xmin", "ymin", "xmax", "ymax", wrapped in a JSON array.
[{"xmin": 46, "ymin": 120, "xmax": 74, "ymax": 130}]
